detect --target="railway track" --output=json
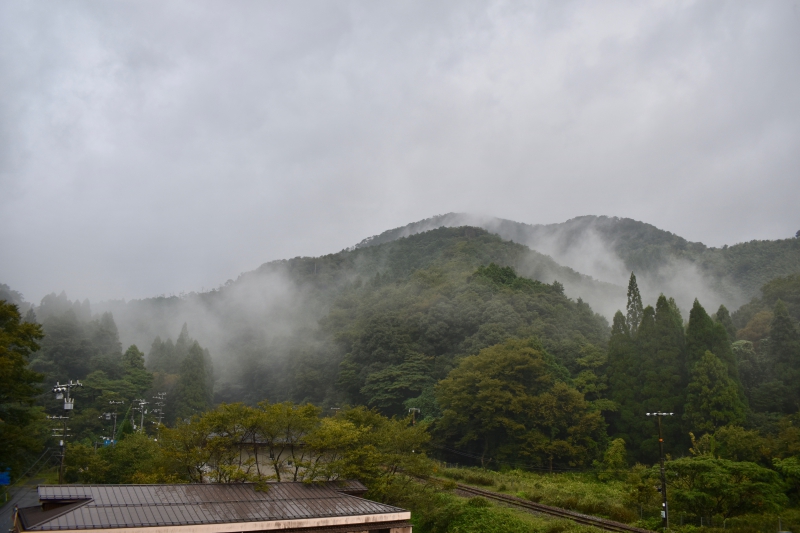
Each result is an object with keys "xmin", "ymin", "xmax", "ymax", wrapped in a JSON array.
[{"xmin": 455, "ymin": 483, "xmax": 654, "ymax": 533}]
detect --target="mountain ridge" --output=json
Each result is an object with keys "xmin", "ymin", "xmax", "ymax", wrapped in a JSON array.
[{"xmin": 351, "ymin": 213, "xmax": 800, "ymax": 314}]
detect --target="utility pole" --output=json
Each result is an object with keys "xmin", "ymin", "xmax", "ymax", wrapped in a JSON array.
[
  {"xmin": 408, "ymin": 408, "xmax": 420, "ymax": 426},
  {"xmin": 100, "ymin": 403, "xmax": 123, "ymax": 446},
  {"xmin": 107, "ymin": 400, "xmax": 124, "ymax": 444},
  {"xmin": 47, "ymin": 416, "xmax": 70, "ymax": 484},
  {"xmin": 50, "ymin": 380, "xmax": 81, "ymax": 484},
  {"xmin": 52, "ymin": 380, "xmax": 82, "ymax": 411},
  {"xmin": 647, "ymin": 412, "xmax": 674, "ymax": 532},
  {"xmin": 152, "ymin": 393, "xmax": 166, "ymax": 440},
  {"xmin": 133, "ymin": 399, "xmax": 149, "ymax": 434}
]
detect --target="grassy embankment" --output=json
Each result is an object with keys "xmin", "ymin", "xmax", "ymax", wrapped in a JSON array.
[{"xmin": 440, "ymin": 467, "xmax": 800, "ymax": 533}]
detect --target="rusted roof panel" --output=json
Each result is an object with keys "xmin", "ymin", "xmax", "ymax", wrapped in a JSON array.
[{"xmin": 22, "ymin": 483, "xmax": 405, "ymax": 531}]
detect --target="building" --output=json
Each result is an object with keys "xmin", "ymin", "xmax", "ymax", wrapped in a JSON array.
[{"xmin": 14, "ymin": 482, "xmax": 411, "ymax": 533}]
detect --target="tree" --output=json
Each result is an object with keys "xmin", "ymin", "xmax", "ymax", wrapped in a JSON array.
[
  {"xmin": 435, "ymin": 338, "xmax": 603, "ymax": 469},
  {"xmin": 0, "ymin": 300, "xmax": 45, "ymax": 477},
  {"xmin": 253, "ymin": 401, "xmax": 321, "ymax": 481},
  {"xmin": 626, "ymin": 273, "xmax": 644, "ymax": 334},
  {"xmin": 606, "ymin": 311, "xmax": 645, "ymax": 456},
  {"xmin": 770, "ymin": 300, "xmax": 800, "ymax": 411},
  {"xmin": 360, "ymin": 353, "xmax": 434, "ymax": 416},
  {"xmin": 596, "ymin": 437, "xmax": 627, "ymax": 480},
  {"xmin": 684, "ymin": 351, "xmax": 746, "ymax": 435},
  {"xmin": 122, "ymin": 345, "xmax": 153, "ymax": 395},
  {"xmin": 714, "ymin": 305, "xmax": 737, "ymax": 341},
  {"xmin": 637, "ymin": 296, "xmax": 687, "ymax": 455},
  {"xmin": 686, "ymin": 299, "xmax": 743, "ymax": 399},
  {"xmin": 667, "ymin": 456, "xmax": 786, "ymax": 520},
  {"xmin": 173, "ymin": 342, "xmax": 212, "ymax": 421}
]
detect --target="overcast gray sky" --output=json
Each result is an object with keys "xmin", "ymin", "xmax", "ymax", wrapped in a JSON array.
[{"xmin": 1, "ymin": 1, "xmax": 799, "ymax": 304}]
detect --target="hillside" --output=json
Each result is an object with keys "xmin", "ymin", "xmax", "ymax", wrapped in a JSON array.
[
  {"xmin": 84, "ymin": 227, "xmax": 611, "ymax": 409},
  {"xmin": 357, "ymin": 214, "xmax": 800, "ymax": 314}
]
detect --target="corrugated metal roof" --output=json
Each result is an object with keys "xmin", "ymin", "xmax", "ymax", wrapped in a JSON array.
[{"xmin": 20, "ymin": 483, "xmax": 405, "ymax": 531}]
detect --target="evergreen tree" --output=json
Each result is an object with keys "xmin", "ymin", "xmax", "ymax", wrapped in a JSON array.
[
  {"xmin": 770, "ymin": 300, "xmax": 800, "ymax": 411},
  {"xmin": 90, "ymin": 312, "xmax": 122, "ymax": 357},
  {"xmin": 0, "ymin": 300, "xmax": 45, "ymax": 476},
  {"xmin": 714, "ymin": 305, "xmax": 737, "ymax": 341},
  {"xmin": 638, "ymin": 295, "xmax": 687, "ymax": 454},
  {"xmin": 686, "ymin": 299, "xmax": 742, "ymax": 393},
  {"xmin": 88, "ymin": 312, "xmax": 124, "ymax": 379},
  {"xmin": 626, "ymin": 272, "xmax": 644, "ymax": 334},
  {"xmin": 173, "ymin": 342, "xmax": 212, "ymax": 422},
  {"xmin": 687, "ymin": 300, "xmax": 715, "ymax": 366},
  {"xmin": 146, "ymin": 336, "xmax": 177, "ymax": 374},
  {"xmin": 684, "ymin": 351, "xmax": 746, "ymax": 435},
  {"xmin": 606, "ymin": 311, "xmax": 647, "ymax": 457},
  {"xmin": 122, "ymin": 345, "xmax": 154, "ymax": 395}
]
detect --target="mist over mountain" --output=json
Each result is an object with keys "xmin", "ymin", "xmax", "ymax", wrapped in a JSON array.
[
  {"xmin": 357, "ymin": 213, "xmax": 800, "ymax": 318},
  {"xmin": 5, "ymin": 214, "xmax": 799, "ymax": 410}
]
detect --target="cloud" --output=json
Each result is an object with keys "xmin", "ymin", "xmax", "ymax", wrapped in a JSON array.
[{"xmin": 1, "ymin": 1, "xmax": 798, "ymax": 302}]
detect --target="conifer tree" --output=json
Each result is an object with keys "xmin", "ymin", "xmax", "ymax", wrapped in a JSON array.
[
  {"xmin": 684, "ymin": 351, "xmax": 746, "ymax": 435},
  {"xmin": 686, "ymin": 299, "xmax": 742, "ymax": 395},
  {"xmin": 686, "ymin": 299, "xmax": 715, "ymax": 366},
  {"xmin": 638, "ymin": 295, "xmax": 687, "ymax": 453},
  {"xmin": 770, "ymin": 300, "xmax": 800, "ymax": 410},
  {"xmin": 0, "ymin": 300, "xmax": 45, "ymax": 476},
  {"xmin": 122, "ymin": 345, "xmax": 154, "ymax": 395},
  {"xmin": 173, "ymin": 342, "xmax": 212, "ymax": 422},
  {"xmin": 626, "ymin": 272, "xmax": 644, "ymax": 334},
  {"xmin": 606, "ymin": 311, "xmax": 647, "ymax": 457},
  {"xmin": 714, "ymin": 305, "xmax": 737, "ymax": 341}
]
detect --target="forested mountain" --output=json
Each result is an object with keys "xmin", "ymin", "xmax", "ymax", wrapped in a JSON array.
[
  {"xmin": 356, "ymin": 214, "xmax": 800, "ymax": 317},
  {"xmin": 89, "ymin": 227, "xmax": 611, "ymax": 410},
  {"xmin": 3, "ymin": 216, "xmax": 800, "ymax": 521}
]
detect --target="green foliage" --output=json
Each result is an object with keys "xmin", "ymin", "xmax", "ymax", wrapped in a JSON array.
[
  {"xmin": 329, "ymin": 241, "xmax": 608, "ymax": 414},
  {"xmin": 65, "ymin": 432, "xmax": 177, "ymax": 484},
  {"xmin": 607, "ymin": 295, "xmax": 687, "ymax": 460},
  {"xmin": 770, "ymin": 301, "xmax": 800, "ymax": 411},
  {"xmin": 471, "ymin": 263, "xmax": 547, "ymax": 293},
  {"xmin": 436, "ymin": 338, "xmax": 604, "ymax": 469},
  {"xmin": 595, "ymin": 438, "xmax": 627, "ymax": 480},
  {"xmin": 360, "ymin": 353, "xmax": 435, "ymax": 416},
  {"xmin": 122, "ymin": 345, "xmax": 153, "ymax": 394},
  {"xmin": 626, "ymin": 273, "xmax": 643, "ymax": 334},
  {"xmin": 65, "ymin": 400, "xmax": 431, "ymax": 496},
  {"xmin": 443, "ymin": 466, "xmax": 638, "ymax": 523},
  {"xmin": 32, "ymin": 294, "xmax": 124, "ymax": 383},
  {"xmin": 733, "ymin": 273, "xmax": 800, "ymax": 329},
  {"xmin": 667, "ymin": 456, "xmax": 787, "ymax": 519},
  {"xmin": 0, "ymin": 300, "xmax": 45, "ymax": 477},
  {"xmin": 684, "ymin": 351, "xmax": 746, "ymax": 435},
  {"xmin": 714, "ymin": 305, "xmax": 737, "ymax": 341},
  {"xmin": 712, "ymin": 425, "xmax": 769, "ymax": 464},
  {"xmin": 173, "ymin": 342, "xmax": 213, "ymax": 421}
]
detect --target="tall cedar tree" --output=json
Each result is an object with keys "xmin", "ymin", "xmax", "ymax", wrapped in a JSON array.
[
  {"xmin": 606, "ymin": 311, "xmax": 649, "ymax": 458},
  {"xmin": 638, "ymin": 296, "xmax": 688, "ymax": 455},
  {"xmin": 122, "ymin": 345, "xmax": 154, "ymax": 395},
  {"xmin": 770, "ymin": 300, "xmax": 800, "ymax": 411},
  {"xmin": 173, "ymin": 342, "xmax": 212, "ymax": 421},
  {"xmin": 626, "ymin": 272, "xmax": 644, "ymax": 334},
  {"xmin": 0, "ymin": 300, "xmax": 45, "ymax": 476},
  {"xmin": 714, "ymin": 305, "xmax": 737, "ymax": 341},
  {"xmin": 686, "ymin": 299, "xmax": 744, "ymax": 402},
  {"xmin": 684, "ymin": 351, "xmax": 746, "ymax": 434}
]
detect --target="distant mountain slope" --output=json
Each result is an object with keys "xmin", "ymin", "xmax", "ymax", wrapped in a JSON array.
[
  {"xmin": 91, "ymin": 227, "xmax": 613, "ymax": 408},
  {"xmin": 356, "ymin": 214, "xmax": 800, "ymax": 314}
]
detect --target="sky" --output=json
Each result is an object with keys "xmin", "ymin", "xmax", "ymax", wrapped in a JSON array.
[{"xmin": 1, "ymin": 1, "xmax": 799, "ymax": 304}]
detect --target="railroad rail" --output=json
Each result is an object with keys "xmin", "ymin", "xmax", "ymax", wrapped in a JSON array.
[{"xmin": 455, "ymin": 483, "xmax": 654, "ymax": 533}]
